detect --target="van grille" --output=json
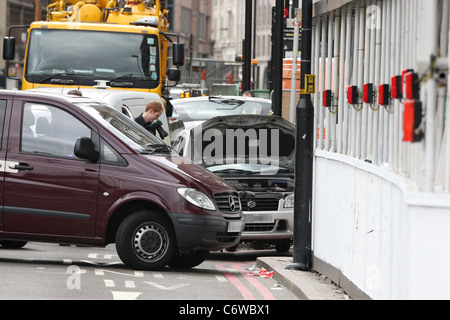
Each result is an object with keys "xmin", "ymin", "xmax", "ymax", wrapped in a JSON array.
[{"xmin": 214, "ymin": 192, "xmax": 241, "ymax": 214}]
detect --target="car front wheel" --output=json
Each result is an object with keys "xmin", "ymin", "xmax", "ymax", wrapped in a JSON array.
[{"xmin": 116, "ymin": 210, "xmax": 176, "ymax": 271}]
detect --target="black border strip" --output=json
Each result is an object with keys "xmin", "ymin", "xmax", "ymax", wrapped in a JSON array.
[{"xmin": 4, "ymin": 206, "xmax": 91, "ymax": 220}]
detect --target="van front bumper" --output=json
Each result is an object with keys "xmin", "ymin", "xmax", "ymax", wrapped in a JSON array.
[{"xmin": 169, "ymin": 213, "xmax": 244, "ymax": 252}]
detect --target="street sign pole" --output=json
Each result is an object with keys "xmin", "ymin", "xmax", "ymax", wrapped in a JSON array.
[
  {"xmin": 272, "ymin": 1, "xmax": 284, "ymax": 117},
  {"xmin": 289, "ymin": 13, "xmax": 300, "ymax": 123},
  {"xmin": 243, "ymin": 0, "xmax": 252, "ymax": 92},
  {"xmin": 287, "ymin": 0, "xmax": 313, "ymax": 271}
]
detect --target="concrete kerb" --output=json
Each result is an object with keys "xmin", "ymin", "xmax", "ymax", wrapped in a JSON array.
[{"xmin": 256, "ymin": 256, "xmax": 350, "ymax": 300}]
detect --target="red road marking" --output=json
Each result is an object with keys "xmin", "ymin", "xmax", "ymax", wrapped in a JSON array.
[
  {"xmin": 216, "ymin": 263, "xmax": 256, "ymax": 300},
  {"xmin": 215, "ymin": 262, "xmax": 275, "ymax": 300},
  {"xmin": 233, "ymin": 263, "xmax": 275, "ymax": 300}
]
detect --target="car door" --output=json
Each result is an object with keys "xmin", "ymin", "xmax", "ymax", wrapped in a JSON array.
[
  {"xmin": 0, "ymin": 98, "xmax": 9, "ymax": 236},
  {"xmin": 3, "ymin": 98, "xmax": 100, "ymax": 242}
]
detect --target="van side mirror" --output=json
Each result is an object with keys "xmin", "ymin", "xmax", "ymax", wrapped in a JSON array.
[
  {"xmin": 172, "ymin": 43, "xmax": 184, "ymax": 67},
  {"xmin": 74, "ymin": 137, "xmax": 99, "ymax": 163},
  {"xmin": 3, "ymin": 37, "xmax": 16, "ymax": 60}
]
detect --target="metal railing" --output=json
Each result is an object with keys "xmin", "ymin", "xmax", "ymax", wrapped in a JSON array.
[{"xmin": 310, "ymin": 0, "xmax": 449, "ymax": 193}]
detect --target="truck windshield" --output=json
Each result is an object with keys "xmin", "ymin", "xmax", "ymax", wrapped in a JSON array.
[{"xmin": 25, "ymin": 29, "xmax": 160, "ymax": 89}]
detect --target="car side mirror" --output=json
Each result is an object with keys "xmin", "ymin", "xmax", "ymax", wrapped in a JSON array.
[{"xmin": 74, "ymin": 137, "xmax": 99, "ymax": 163}]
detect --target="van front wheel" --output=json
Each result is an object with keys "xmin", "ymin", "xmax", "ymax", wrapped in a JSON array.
[
  {"xmin": 169, "ymin": 250, "xmax": 210, "ymax": 269},
  {"xmin": 116, "ymin": 210, "xmax": 176, "ymax": 271}
]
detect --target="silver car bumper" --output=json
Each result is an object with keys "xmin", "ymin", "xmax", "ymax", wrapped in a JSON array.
[{"xmin": 240, "ymin": 209, "xmax": 293, "ymax": 240}]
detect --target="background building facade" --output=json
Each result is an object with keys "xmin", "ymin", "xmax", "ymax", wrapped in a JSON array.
[
  {"xmin": 168, "ymin": 0, "xmax": 214, "ymax": 59},
  {"xmin": 211, "ymin": 0, "xmax": 276, "ymax": 89}
]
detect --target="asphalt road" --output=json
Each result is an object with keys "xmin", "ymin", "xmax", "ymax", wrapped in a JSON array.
[{"xmin": 0, "ymin": 242, "xmax": 297, "ymax": 301}]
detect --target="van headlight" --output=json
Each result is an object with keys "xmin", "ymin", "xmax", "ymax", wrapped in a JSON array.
[
  {"xmin": 177, "ymin": 187, "xmax": 216, "ymax": 211},
  {"xmin": 284, "ymin": 193, "xmax": 294, "ymax": 208}
]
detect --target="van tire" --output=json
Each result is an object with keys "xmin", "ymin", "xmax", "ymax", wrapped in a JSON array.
[
  {"xmin": 169, "ymin": 250, "xmax": 210, "ymax": 269},
  {"xmin": 116, "ymin": 210, "xmax": 176, "ymax": 271}
]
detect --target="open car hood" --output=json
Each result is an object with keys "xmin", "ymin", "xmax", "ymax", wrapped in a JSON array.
[{"xmin": 188, "ymin": 114, "xmax": 296, "ymax": 171}]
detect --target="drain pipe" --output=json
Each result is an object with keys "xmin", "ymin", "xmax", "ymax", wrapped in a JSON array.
[
  {"xmin": 287, "ymin": 0, "xmax": 313, "ymax": 271},
  {"xmin": 424, "ymin": 0, "xmax": 439, "ymax": 192}
]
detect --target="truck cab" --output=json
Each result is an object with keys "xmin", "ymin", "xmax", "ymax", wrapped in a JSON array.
[{"xmin": 3, "ymin": 0, "xmax": 184, "ymax": 96}]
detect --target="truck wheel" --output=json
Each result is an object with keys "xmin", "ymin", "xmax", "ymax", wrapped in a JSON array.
[
  {"xmin": 0, "ymin": 240, "xmax": 28, "ymax": 249},
  {"xmin": 169, "ymin": 250, "xmax": 210, "ymax": 269},
  {"xmin": 116, "ymin": 210, "xmax": 176, "ymax": 271}
]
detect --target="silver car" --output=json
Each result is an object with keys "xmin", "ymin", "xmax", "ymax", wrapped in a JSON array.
[
  {"xmin": 170, "ymin": 96, "xmax": 273, "ymax": 131},
  {"xmin": 172, "ymin": 114, "xmax": 295, "ymax": 252}
]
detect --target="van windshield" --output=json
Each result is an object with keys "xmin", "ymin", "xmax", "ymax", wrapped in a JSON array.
[{"xmin": 77, "ymin": 102, "xmax": 169, "ymax": 154}]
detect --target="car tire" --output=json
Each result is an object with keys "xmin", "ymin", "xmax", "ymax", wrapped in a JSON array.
[
  {"xmin": 275, "ymin": 239, "xmax": 291, "ymax": 253},
  {"xmin": 225, "ymin": 244, "xmax": 239, "ymax": 252},
  {"xmin": 0, "ymin": 240, "xmax": 28, "ymax": 249},
  {"xmin": 116, "ymin": 210, "xmax": 176, "ymax": 271},
  {"xmin": 169, "ymin": 250, "xmax": 210, "ymax": 269}
]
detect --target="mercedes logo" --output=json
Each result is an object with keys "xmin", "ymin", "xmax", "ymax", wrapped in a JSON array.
[{"xmin": 228, "ymin": 195, "xmax": 239, "ymax": 212}]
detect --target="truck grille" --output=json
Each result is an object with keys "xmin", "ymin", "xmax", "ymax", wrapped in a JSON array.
[
  {"xmin": 242, "ymin": 198, "xmax": 279, "ymax": 211},
  {"xmin": 214, "ymin": 192, "xmax": 241, "ymax": 214}
]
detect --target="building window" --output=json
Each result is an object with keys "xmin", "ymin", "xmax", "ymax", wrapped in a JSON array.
[{"xmin": 181, "ymin": 6, "xmax": 192, "ymax": 35}]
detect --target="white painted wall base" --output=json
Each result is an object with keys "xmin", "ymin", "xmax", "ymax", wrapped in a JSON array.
[{"xmin": 313, "ymin": 149, "xmax": 450, "ymax": 299}]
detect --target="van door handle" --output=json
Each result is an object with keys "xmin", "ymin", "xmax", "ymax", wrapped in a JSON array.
[{"xmin": 10, "ymin": 164, "xmax": 34, "ymax": 171}]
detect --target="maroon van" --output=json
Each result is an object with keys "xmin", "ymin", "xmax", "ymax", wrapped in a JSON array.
[{"xmin": 0, "ymin": 90, "xmax": 243, "ymax": 270}]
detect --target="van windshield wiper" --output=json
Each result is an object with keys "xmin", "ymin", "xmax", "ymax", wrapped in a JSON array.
[{"xmin": 146, "ymin": 143, "xmax": 172, "ymax": 154}]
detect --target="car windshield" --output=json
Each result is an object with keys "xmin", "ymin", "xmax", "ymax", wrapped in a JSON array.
[
  {"xmin": 173, "ymin": 98, "xmax": 271, "ymax": 122},
  {"xmin": 76, "ymin": 102, "xmax": 170, "ymax": 154},
  {"xmin": 25, "ymin": 29, "xmax": 160, "ymax": 89}
]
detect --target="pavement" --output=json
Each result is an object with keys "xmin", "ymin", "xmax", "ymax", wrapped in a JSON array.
[{"xmin": 256, "ymin": 256, "xmax": 350, "ymax": 300}]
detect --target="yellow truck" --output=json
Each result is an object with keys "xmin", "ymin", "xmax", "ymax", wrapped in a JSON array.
[{"xmin": 3, "ymin": 0, "xmax": 184, "ymax": 97}]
